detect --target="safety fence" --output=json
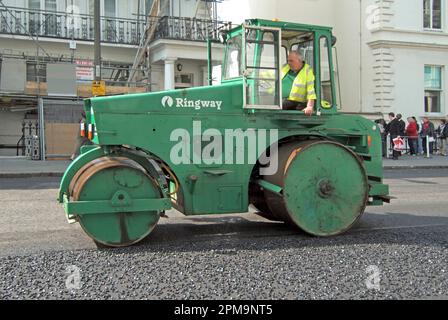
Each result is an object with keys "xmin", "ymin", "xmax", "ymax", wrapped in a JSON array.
[{"xmin": 385, "ymin": 135, "xmax": 446, "ymax": 159}]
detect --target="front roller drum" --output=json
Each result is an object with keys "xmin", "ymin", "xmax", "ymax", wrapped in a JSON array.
[
  {"xmin": 68, "ymin": 157, "xmax": 164, "ymax": 247},
  {"xmin": 262, "ymin": 140, "xmax": 368, "ymax": 236}
]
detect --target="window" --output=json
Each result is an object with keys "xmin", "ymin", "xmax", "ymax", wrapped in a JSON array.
[
  {"xmin": 26, "ymin": 62, "xmax": 47, "ymax": 83},
  {"xmin": 424, "ymin": 0, "xmax": 442, "ymax": 30},
  {"xmin": 424, "ymin": 65, "xmax": 443, "ymax": 113},
  {"xmin": 104, "ymin": 0, "xmax": 116, "ymax": 17},
  {"xmin": 44, "ymin": 0, "xmax": 57, "ymax": 36},
  {"xmin": 28, "ymin": 0, "xmax": 40, "ymax": 9},
  {"xmin": 146, "ymin": 0, "xmax": 155, "ymax": 15},
  {"xmin": 223, "ymin": 34, "xmax": 243, "ymax": 80},
  {"xmin": 28, "ymin": 0, "xmax": 40, "ymax": 34},
  {"xmin": 320, "ymin": 37, "xmax": 333, "ymax": 108},
  {"xmin": 281, "ymin": 46, "xmax": 287, "ymax": 67},
  {"xmin": 244, "ymin": 28, "xmax": 281, "ymax": 108},
  {"xmin": 159, "ymin": 0, "xmax": 170, "ymax": 16},
  {"xmin": 175, "ymin": 73, "xmax": 194, "ymax": 89},
  {"xmin": 291, "ymin": 36, "xmax": 314, "ymax": 70},
  {"xmin": 104, "ymin": 0, "xmax": 116, "ymax": 41},
  {"xmin": 45, "ymin": 0, "xmax": 56, "ymax": 11}
]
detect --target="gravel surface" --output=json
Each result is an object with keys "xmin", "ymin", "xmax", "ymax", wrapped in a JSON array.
[
  {"xmin": 1, "ymin": 170, "xmax": 447, "ymax": 300},
  {"xmin": 1, "ymin": 225, "xmax": 446, "ymax": 300}
]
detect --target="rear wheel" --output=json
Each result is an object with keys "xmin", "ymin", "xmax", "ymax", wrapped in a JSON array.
[
  {"xmin": 69, "ymin": 157, "xmax": 163, "ymax": 247},
  {"xmin": 261, "ymin": 140, "xmax": 368, "ymax": 236}
]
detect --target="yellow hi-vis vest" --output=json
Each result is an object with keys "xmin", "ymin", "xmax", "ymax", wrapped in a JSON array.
[{"xmin": 282, "ymin": 64, "xmax": 317, "ymax": 103}]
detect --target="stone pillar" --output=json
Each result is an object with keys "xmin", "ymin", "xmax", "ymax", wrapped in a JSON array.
[
  {"xmin": 201, "ymin": 66, "xmax": 208, "ymax": 86},
  {"xmin": 164, "ymin": 58, "xmax": 176, "ymax": 91}
]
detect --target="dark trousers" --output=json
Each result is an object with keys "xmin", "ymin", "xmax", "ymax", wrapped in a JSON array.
[
  {"xmin": 282, "ymin": 100, "xmax": 307, "ymax": 111},
  {"xmin": 381, "ymin": 135, "xmax": 387, "ymax": 157},
  {"xmin": 390, "ymin": 135, "xmax": 400, "ymax": 159},
  {"xmin": 408, "ymin": 138, "xmax": 418, "ymax": 155}
]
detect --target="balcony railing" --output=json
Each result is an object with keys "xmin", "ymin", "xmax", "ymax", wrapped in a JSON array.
[
  {"xmin": 0, "ymin": 6, "xmax": 231, "ymax": 45},
  {"xmin": 153, "ymin": 16, "xmax": 231, "ymax": 42}
]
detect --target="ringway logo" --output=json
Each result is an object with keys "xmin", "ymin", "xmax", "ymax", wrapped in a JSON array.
[
  {"xmin": 161, "ymin": 96, "xmax": 174, "ymax": 108},
  {"xmin": 161, "ymin": 96, "xmax": 223, "ymax": 111}
]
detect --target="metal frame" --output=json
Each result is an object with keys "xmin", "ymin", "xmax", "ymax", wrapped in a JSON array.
[{"xmin": 242, "ymin": 24, "xmax": 282, "ymax": 110}]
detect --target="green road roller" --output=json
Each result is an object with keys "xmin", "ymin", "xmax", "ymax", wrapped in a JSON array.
[{"xmin": 58, "ymin": 19, "xmax": 390, "ymax": 247}]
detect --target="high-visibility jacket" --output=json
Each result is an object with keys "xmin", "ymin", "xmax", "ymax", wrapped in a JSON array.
[{"xmin": 281, "ymin": 64, "xmax": 316, "ymax": 103}]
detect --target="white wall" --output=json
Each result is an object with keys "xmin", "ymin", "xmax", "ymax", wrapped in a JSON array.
[
  {"xmin": 392, "ymin": 0, "xmax": 448, "ymax": 33},
  {"xmin": 360, "ymin": 0, "xmax": 448, "ymax": 119},
  {"xmin": 393, "ymin": 46, "xmax": 448, "ymax": 120}
]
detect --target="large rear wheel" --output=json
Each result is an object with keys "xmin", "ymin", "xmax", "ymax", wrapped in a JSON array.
[
  {"xmin": 69, "ymin": 157, "xmax": 163, "ymax": 247},
  {"xmin": 261, "ymin": 140, "xmax": 368, "ymax": 236}
]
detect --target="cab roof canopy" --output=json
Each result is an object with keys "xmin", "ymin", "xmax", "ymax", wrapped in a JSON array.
[{"xmin": 242, "ymin": 18, "xmax": 333, "ymax": 33}]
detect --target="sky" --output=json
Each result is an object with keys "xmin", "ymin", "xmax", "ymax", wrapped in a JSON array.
[{"xmin": 217, "ymin": 0, "xmax": 251, "ymax": 23}]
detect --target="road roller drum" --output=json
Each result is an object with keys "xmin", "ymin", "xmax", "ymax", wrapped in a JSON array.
[
  {"xmin": 260, "ymin": 140, "xmax": 369, "ymax": 236},
  {"xmin": 67, "ymin": 157, "xmax": 163, "ymax": 247}
]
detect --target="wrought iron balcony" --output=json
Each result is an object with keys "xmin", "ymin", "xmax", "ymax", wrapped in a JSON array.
[
  {"xmin": 152, "ymin": 16, "xmax": 231, "ymax": 42},
  {"xmin": 0, "ymin": 6, "xmax": 231, "ymax": 46}
]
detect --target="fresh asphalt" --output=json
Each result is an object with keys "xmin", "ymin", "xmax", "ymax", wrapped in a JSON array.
[{"xmin": 0, "ymin": 169, "xmax": 447, "ymax": 299}]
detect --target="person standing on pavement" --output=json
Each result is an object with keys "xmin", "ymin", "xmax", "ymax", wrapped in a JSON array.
[
  {"xmin": 375, "ymin": 118, "xmax": 388, "ymax": 157},
  {"xmin": 386, "ymin": 112, "xmax": 401, "ymax": 160},
  {"xmin": 397, "ymin": 114, "xmax": 406, "ymax": 137},
  {"xmin": 406, "ymin": 117, "xmax": 419, "ymax": 156},
  {"xmin": 421, "ymin": 117, "xmax": 436, "ymax": 155},
  {"xmin": 413, "ymin": 116, "xmax": 424, "ymax": 155},
  {"xmin": 437, "ymin": 118, "xmax": 448, "ymax": 156}
]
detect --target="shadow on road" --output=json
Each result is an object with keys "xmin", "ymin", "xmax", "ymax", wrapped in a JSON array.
[
  {"xmin": 0, "ymin": 177, "xmax": 61, "ymax": 190},
  {"xmin": 93, "ymin": 212, "xmax": 448, "ymax": 255},
  {"xmin": 384, "ymin": 168, "xmax": 448, "ymax": 179}
]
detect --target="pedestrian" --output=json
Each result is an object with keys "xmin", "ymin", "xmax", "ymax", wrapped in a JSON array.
[
  {"xmin": 397, "ymin": 114, "xmax": 406, "ymax": 137},
  {"xmin": 421, "ymin": 117, "xmax": 436, "ymax": 155},
  {"xmin": 386, "ymin": 112, "xmax": 401, "ymax": 160},
  {"xmin": 437, "ymin": 118, "xmax": 448, "ymax": 156},
  {"xmin": 406, "ymin": 117, "xmax": 419, "ymax": 156},
  {"xmin": 413, "ymin": 117, "xmax": 424, "ymax": 155}
]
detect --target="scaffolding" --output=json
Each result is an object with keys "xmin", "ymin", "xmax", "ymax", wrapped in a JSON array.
[{"xmin": 128, "ymin": 0, "xmax": 227, "ymax": 86}]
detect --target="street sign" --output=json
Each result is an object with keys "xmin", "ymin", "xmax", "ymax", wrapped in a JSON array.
[
  {"xmin": 92, "ymin": 80, "xmax": 106, "ymax": 96},
  {"xmin": 75, "ymin": 60, "xmax": 94, "ymax": 81}
]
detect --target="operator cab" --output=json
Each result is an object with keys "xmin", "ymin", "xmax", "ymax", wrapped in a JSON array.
[{"xmin": 220, "ymin": 19, "xmax": 338, "ymax": 114}]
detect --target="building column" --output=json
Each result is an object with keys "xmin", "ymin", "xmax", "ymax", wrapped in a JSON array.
[
  {"xmin": 38, "ymin": 97, "xmax": 46, "ymax": 161},
  {"xmin": 201, "ymin": 66, "xmax": 208, "ymax": 86},
  {"xmin": 164, "ymin": 58, "xmax": 176, "ymax": 91}
]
